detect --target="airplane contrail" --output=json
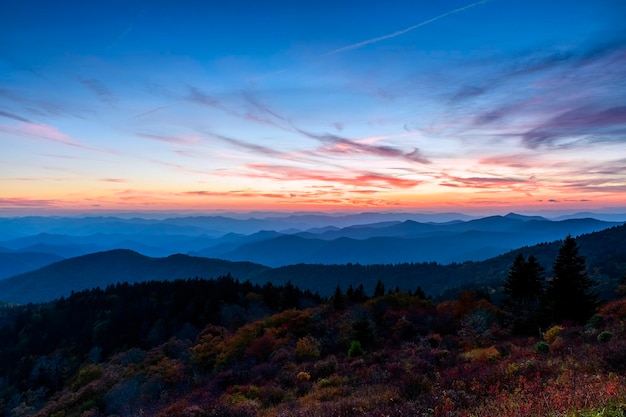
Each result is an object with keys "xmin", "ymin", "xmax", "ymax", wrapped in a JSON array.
[{"xmin": 327, "ymin": 0, "xmax": 493, "ymax": 55}]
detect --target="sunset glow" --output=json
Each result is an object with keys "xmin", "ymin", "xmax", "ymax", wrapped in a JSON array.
[{"xmin": 1, "ymin": 0, "xmax": 625, "ymax": 215}]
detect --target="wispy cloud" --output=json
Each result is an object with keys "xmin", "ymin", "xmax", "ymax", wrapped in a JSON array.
[
  {"xmin": 295, "ymin": 128, "xmax": 431, "ymax": 164},
  {"xmin": 478, "ymin": 154, "xmax": 535, "ymax": 169},
  {"xmin": 133, "ymin": 106, "xmax": 168, "ymax": 118},
  {"xmin": 80, "ymin": 78, "xmax": 116, "ymax": 105},
  {"xmin": 440, "ymin": 174, "xmax": 537, "ymax": 196},
  {"xmin": 0, "ymin": 197, "xmax": 60, "ymax": 207},
  {"xmin": 245, "ymin": 163, "xmax": 421, "ymax": 189},
  {"xmin": 211, "ymin": 133, "xmax": 285, "ymax": 157},
  {"xmin": 181, "ymin": 190, "xmax": 288, "ymax": 199},
  {"xmin": 521, "ymin": 106, "xmax": 626, "ymax": 149},
  {"xmin": 186, "ymin": 86, "xmax": 226, "ymax": 111},
  {"xmin": 137, "ymin": 132, "xmax": 201, "ymax": 145},
  {"xmin": 0, "ymin": 110, "xmax": 33, "ymax": 123},
  {"xmin": 0, "ymin": 122, "xmax": 87, "ymax": 149},
  {"xmin": 99, "ymin": 178, "xmax": 128, "ymax": 183},
  {"xmin": 327, "ymin": 0, "xmax": 493, "ymax": 55}
]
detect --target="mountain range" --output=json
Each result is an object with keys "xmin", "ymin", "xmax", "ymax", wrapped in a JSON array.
[
  {"xmin": 0, "ymin": 213, "xmax": 622, "ymax": 276},
  {"xmin": 2, "ymin": 223, "xmax": 625, "ymax": 305}
]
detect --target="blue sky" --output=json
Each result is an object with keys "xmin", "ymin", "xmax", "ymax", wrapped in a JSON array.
[{"xmin": 1, "ymin": 0, "xmax": 625, "ymax": 214}]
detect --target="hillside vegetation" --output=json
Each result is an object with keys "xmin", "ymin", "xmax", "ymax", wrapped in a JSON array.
[{"xmin": 1, "ymin": 236, "xmax": 625, "ymax": 417}]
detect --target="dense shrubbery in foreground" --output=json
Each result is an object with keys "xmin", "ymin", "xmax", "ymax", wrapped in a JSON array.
[{"xmin": 1, "ymin": 279, "xmax": 625, "ymax": 417}]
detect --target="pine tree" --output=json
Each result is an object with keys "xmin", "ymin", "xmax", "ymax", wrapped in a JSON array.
[
  {"xmin": 544, "ymin": 235, "xmax": 598, "ymax": 324},
  {"xmin": 503, "ymin": 254, "xmax": 545, "ymax": 301},
  {"xmin": 503, "ymin": 253, "xmax": 545, "ymax": 334},
  {"xmin": 374, "ymin": 280, "xmax": 385, "ymax": 298},
  {"xmin": 332, "ymin": 286, "xmax": 345, "ymax": 311}
]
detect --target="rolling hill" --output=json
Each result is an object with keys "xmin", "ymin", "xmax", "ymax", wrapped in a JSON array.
[
  {"xmin": 0, "ymin": 250, "xmax": 270, "ymax": 304},
  {"xmin": 2, "ymin": 224, "xmax": 624, "ymax": 305},
  {"xmin": 0, "ymin": 251, "xmax": 64, "ymax": 279}
]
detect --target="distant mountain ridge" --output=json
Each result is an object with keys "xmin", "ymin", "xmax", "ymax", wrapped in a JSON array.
[
  {"xmin": 2, "ymin": 224, "xmax": 625, "ymax": 305},
  {"xmin": 0, "ymin": 251, "xmax": 64, "ymax": 279},
  {"xmin": 0, "ymin": 213, "xmax": 622, "ymax": 279},
  {"xmin": 191, "ymin": 215, "xmax": 621, "ymax": 266},
  {"xmin": 0, "ymin": 249, "xmax": 270, "ymax": 304}
]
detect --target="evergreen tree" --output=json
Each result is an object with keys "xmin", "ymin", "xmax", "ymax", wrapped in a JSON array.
[
  {"xmin": 332, "ymin": 286, "xmax": 345, "ymax": 311},
  {"xmin": 503, "ymin": 254, "xmax": 545, "ymax": 334},
  {"xmin": 503, "ymin": 254, "xmax": 545, "ymax": 303},
  {"xmin": 544, "ymin": 235, "xmax": 598, "ymax": 324},
  {"xmin": 374, "ymin": 280, "xmax": 385, "ymax": 298},
  {"xmin": 352, "ymin": 284, "xmax": 367, "ymax": 303}
]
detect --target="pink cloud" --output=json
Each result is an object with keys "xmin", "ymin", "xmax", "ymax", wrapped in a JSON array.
[
  {"xmin": 99, "ymin": 178, "xmax": 128, "ymax": 183},
  {"xmin": 137, "ymin": 132, "xmax": 201, "ymax": 145},
  {"xmin": 0, "ymin": 197, "xmax": 60, "ymax": 207},
  {"xmin": 0, "ymin": 122, "xmax": 88, "ymax": 149},
  {"xmin": 478, "ymin": 154, "xmax": 535, "ymax": 169},
  {"xmin": 245, "ymin": 164, "xmax": 421, "ymax": 189},
  {"xmin": 440, "ymin": 175, "xmax": 537, "ymax": 196}
]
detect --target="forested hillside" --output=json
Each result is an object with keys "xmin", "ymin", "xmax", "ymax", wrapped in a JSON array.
[
  {"xmin": 1, "ymin": 234, "xmax": 625, "ymax": 417},
  {"xmin": 1, "ymin": 276, "xmax": 625, "ymax": 416}
]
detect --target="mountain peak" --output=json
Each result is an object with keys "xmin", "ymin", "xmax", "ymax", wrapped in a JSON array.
[{"xmin": 504, "ymin": 212, "xmax": 548, "ymax": 221}]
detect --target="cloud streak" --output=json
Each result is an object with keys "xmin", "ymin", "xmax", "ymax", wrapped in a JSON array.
[
  {"xmin": 295, "ymin": 128, "xmax": 431, "ymax": 164},
  {"xmin": 211, "ymin": 133, "xmax": 286, "ymax": 157},
  {"xmin": 521, "ymin": 106, "xmax": 626, "ymax": 149},
  {"xmin": 80, "ymin": 78, "xmax": 116, "ymax": 105},
  {"xmin": 137, "ymin": 132, "xmax": 201, "ymax": 145},
  {"xmin": 327, "ymin": 0, "xmax": 493, "ymax": 55},
  {"xmin": 245, "ymin": 163, "xmax": 421, "ymax": 189},
  {"xmin": 0, "ymin": 110, "xmax": 33, "ymax": 124},
  {"xmin": 0, "ymin": 122, "xmax": 87, "ymax": 149}
]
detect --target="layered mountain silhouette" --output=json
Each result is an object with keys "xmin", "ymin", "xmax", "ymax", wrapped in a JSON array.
[
  {"xmin": 2, "ymin": 224, "xmax": 624, "ymax": 305},
  {"xmin": 190, "ymin": 215, "xmax": 621, "ymax": 266},
  {"xmin": 0, "ymin": 250, "xmax": 64, "ymax": 280},
  {"xmin": 0, "ymin": 213, "xmax": 623, "ymax": 287}
]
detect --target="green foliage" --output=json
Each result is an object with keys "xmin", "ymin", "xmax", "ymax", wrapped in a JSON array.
[
  {"xmin": 597, "ymin": 331, "xmax": 614, "ymax": 343},
  {"xmin": 348, "ymin": 340, "xmax": 364, "ymax": 357},
  {"xmin": 533, "ymin": 341, "xmax": 550, "ymax": 353},
  {"xmin": 295, "ymin": 336, "xmax": 321, "ymax": 362},
  {"xmin": 71, "ymin": 364, "xmax": 103, "ymax": 391}
]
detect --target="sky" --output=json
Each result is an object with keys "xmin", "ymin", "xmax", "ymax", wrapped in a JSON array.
[{"xmin": 1, "ymin": 0, "xmax": 625, "ymax": 215}]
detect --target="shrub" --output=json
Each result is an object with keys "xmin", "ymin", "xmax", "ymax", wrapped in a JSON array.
[
  {"xmin": 244, "ymin": 333, "xmax": 279, "ymax": 362},
  {"xmin": 461, "ymin": 345, "xmax": 501, "ymax": 362},
  {"xmin": 550, "ymin": 336, "xmax": 566, "ymax": 353},
  {"xmin": 259, "ymin": 384, "xmax": 286, "ymax": 407},
  {"xmin": 295, "ymin": 336, "xmax": 321, "ymax": 362},
  {"xmin": 348, "ymin": 340, "xmax": 364, "ymax": 358},
  {"xmin": 597, "ymin": 331, "xmax": 614, "ymax": 343},
  {"xmin": 543, "ymin": 325, "xmax": 564, "ymax": 343},
  {"xmin": 533, "ymin": 341, "xmax": 550, "ymax": 353},
  {"xmin": 296, "ymin": 371, "xmax": 311, "ymax": 382},
  {"xmin": 71, "ymin": 364, "xmax": 103, "ymax": 391},
  {"xmin": 312, "ymin": 355, "xmax": 338, "ymax": 379},
  {"xmin": 600, "ymin": 340, "xmax": 626, "ymax": 373}
]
